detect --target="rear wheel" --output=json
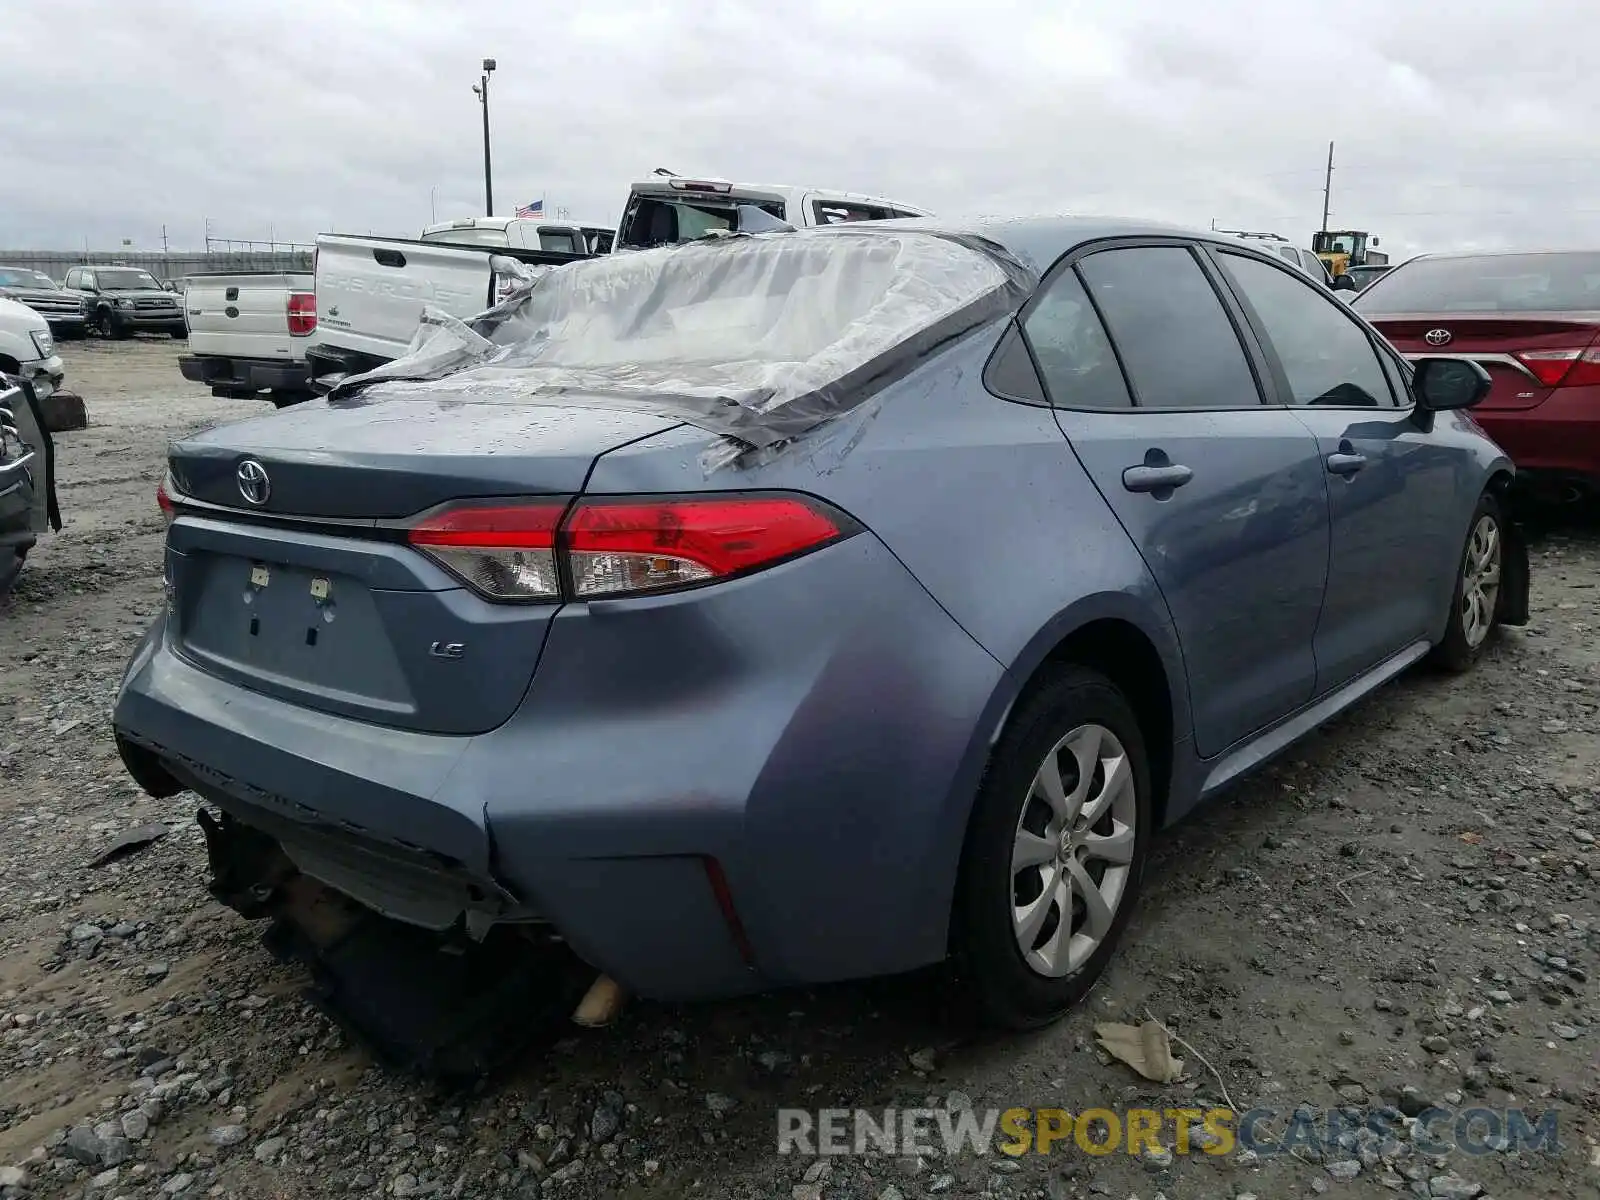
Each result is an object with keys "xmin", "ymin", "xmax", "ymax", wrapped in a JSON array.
[
  {"xmin": 1430, "ymin": 492, "xmax": 1504, "ymax": 672},
  {"xmin": 953, "ymin": 667, "xmax": 1151, "ymax": 1029},
  {"xmin": 0, "ymin": 545, "xmax": 26, "ymax": 598},
  {"xmin": 168, "ymin": 329, "xmax": 186, "ymax": 340}
]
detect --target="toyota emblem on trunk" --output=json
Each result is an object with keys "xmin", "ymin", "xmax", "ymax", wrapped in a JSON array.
[
  {"xmin": 1425, "ymin": 328, "xmax": 1453, "ymax": 346},
  {"xmin": 236, "ymin": 459, "xmax": 271, "ymax": 506}
]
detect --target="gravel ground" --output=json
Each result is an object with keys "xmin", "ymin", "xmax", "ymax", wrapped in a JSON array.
[{"xmin": 1, "ymin": 339, "xmax": 1597, "ymax": 1200}]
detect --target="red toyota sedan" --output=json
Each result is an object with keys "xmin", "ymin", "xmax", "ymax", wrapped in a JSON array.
[{"xmin": 1354, "ymin": 250, "xmax": 1600, "ymax": 502}]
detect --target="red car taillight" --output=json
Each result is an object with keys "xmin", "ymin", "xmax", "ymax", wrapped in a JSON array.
[
  {"xmin": 1512, "ymin": 345, "xmax": 1600, "ymax": 388},
  {"xmin": 156, "ymin": 475, "xmax": 176, "ymax": 525},
  {"xmin": 287, "ymin": 291, "xmax": 317, "ymax": 337},
  {"xmin": 406, "ymin": 493, "xmax": 854, "ymax": 603},
  {"xmin": 407, "ymin": 501, "xmax": 566, "ymax": 601}
]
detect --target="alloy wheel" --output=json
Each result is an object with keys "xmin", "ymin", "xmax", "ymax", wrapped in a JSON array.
[
  {"xmin": 1460, "ymin": 513, "xmax": 1501, "ymax": 650},
  {"xmin": 1011, "ymin": 723, "xmax": 1137, "ymax": 978}
]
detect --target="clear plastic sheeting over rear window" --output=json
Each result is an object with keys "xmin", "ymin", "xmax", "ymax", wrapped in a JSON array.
[{"xmin": 342, "ymin": 229, "xmax": 1027, "ymax": 452}]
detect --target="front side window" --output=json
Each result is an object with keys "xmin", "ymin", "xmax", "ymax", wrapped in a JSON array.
[
  {"xmin": 1076, "ymin": 246, "xmax": 1262, "ymax": 410},
  {"xmin": 1218, "ymin": 251, "xmax": 1395, "ymax": 408},
  {"xmin": 1020, "ymin": 268, "xmax": 1131, "ymax": 409}
]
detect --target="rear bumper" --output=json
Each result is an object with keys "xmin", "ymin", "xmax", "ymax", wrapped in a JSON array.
[
  {"xmin": 180, "ymin": 355, "xmax": 310, "ymax": 396},
  {"xmin": 1473, "ymin": 390, "xmax": 1600, "ymax": 485},
  {"xmin": 112, "ymin": 533, "xmax": 1007, "ymax": 1000}
]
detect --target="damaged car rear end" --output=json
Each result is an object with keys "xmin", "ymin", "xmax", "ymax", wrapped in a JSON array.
[{"xmin": 111, "ymin": 227, "xmax": 1029, "ymax": 1044}]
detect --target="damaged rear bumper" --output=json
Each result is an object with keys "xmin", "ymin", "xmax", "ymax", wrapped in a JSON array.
[{"xmin": 112, "ymin": 533, "xmax": 1008, "ymax": 1003}]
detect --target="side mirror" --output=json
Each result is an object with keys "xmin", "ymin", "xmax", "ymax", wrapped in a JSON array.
[
  {"xmin": 1331, "ymin": 273, "xmax": 1358, "ymax": 292},
  {"xmin": 1413, "ymin": 357, "xmax": 1490, "ymax": 412}
]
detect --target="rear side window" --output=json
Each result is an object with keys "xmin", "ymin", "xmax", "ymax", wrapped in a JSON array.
[
  {"xmin": 1356, "ymin": 251, "xmax": 1600, "ymax": 313},
  {"xmin": 619, "ymin": 197, "xmax": 785, "ymax": 248},
  {"xmin": 1076, "ymin": 246, "xmax": 1262, "ymax": 410},
  {"xmin": 538, "ymin": 230, "xmax": 580, "ymax": 254},
  {"xmin": 813, "ymin": 201, "xmax": 894, "ymax": 224},
  {"xmin": 1020, "ymin": 268, "xmax": 1132, "ymax": 409},
  {"xmin": 1277, "ymin": 245, "xmax": 1301, "ymax": 266},
  {"xmin": 1218, "ymin": 251, "xmax": 1395, "ymax": 408}
]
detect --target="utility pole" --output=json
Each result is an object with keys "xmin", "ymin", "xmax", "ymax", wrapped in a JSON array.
[
  {"xmin": 473, "ymin": 58, "xmax": 497, "ymax": 216},
  {"xmin": 431, "ymin": 186, "xmax": 438, "ymax": 224},
  {"xmin": 161, "ymin": 225, "xmax": 169, "ymax": 253},
  {"xmin": 1321, "ymin": 141, "xmax": 1334, "ymax": 233}
]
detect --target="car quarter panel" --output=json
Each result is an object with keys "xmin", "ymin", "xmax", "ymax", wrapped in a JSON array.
[
  {"xmin": 578, "ymin": 329, "xmax": 1195, "ymax": 980},
  {"xmin": 466, "ymin": 531, "xmax": 1009, "ymax": 993}
]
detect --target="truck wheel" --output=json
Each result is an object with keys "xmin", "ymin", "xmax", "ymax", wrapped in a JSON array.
[
  {"xmin": 0, "ymin": 545, "xmax": 25, "ymax": 598},
  {"xmin": 95, "ymin": 309, "xmax": 127, "ymax": 340},
  {"xmin": 270, "ymin": 390, "xmax": 311, "ymax": 409},
  {"xmin": 168, "ymin": 330, "xmax": 186, "ymax": 340}
]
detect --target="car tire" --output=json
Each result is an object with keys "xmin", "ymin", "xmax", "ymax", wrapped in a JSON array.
[
  {"xmin": 270, "ymin": 390, "xmax": 311, "ymax": 409},
  {"xmin": 1429, "ymin": 491, "xmax": 1506, "ymax": 673},
  {"xmin": 95, "ymin": 309, "xmax": 127, "ymax": 340},
  {"xmin": 0, "ymin": 545, "xmax": 25, "ymax": 598},
  {"xmin": 953, "ymin": 666, "xmax": 1152, "ymax": 1030},
  {"xmin": 169, "ymin": 330, "xmax": 186, "ymax": 340}
]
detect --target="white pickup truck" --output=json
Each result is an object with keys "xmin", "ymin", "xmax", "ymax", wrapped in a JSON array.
[
  {"xmin": 178, "ymin": 273, "xmax": 316, "ymax": 407},
  {"xmin": 305, "ymin": 178, "xmax": 929, "ymax": 393}
]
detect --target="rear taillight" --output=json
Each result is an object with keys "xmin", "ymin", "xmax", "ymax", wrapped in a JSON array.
[
  {"xmin": 1512, "ymin": 345, "xmax": 1600, "ymax": 388},
  {"xmin": 287, "ymin": 292, "xmax": 316, "ymax": 337},
  {"xmin": 407, "ymin": 501, "xmax": 565, "ymax": 601},
  {"xmin": 563, "ymin": 496, "xmax": 846, "ymax": 597},
  {"xmin": 406, "ymin": 493, "xmax": 854, "ymax": 603},
  {"xmin": 156, "ymin": 475, "xmax": 176, "ymax": 525}
]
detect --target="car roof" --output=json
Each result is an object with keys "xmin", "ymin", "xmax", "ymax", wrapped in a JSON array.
[{"xmin": 823, "ymin": 215, "xmax": 1266, "ymax": 277}]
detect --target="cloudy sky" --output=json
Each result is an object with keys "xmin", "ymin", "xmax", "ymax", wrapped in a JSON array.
[{"xmin": 4, "ymin": 0, "xmax": 1595, "ymax": 260}]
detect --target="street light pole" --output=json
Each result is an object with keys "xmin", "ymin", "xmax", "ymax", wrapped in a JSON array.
[{"xmin": 473, "ymin": 58, "xmax": 497, "ymax": 216}]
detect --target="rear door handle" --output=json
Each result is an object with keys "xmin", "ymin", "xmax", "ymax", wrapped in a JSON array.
[
  {"xmin": 1122, "ymin": 464, "xmax": 1194, "ymax": 493},
  {"xmin": 1326, "ymin": 451, "xmax": 1367, "ymax": 476}
]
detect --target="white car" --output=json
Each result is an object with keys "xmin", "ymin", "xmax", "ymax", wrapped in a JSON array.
[{"xmin": 0, "ymin": 297, "xmax": 65, "ymax": 400}]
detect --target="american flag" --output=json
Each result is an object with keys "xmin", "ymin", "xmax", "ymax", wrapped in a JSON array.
[{"xmin": 516, "ymin": 198, "xmax": 544, "ymax": 219}]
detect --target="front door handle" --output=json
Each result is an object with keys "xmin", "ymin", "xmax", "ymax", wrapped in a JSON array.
[
  {"xmin": 1326, "ymin": 451, "xmax": 1367, "ymax": 476},
  {"xmin": 1122, "ymin": 463, "xmax": 1194, "ymax": 493}
]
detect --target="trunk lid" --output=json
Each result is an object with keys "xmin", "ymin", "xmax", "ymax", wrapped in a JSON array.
[
  {"xmin": 164, "ymin": 397, "xmax": 683, "ymax": 735},
  {"xmin": 1367, "ymin": 313, "xmax": 1600, "ymax": 411}
]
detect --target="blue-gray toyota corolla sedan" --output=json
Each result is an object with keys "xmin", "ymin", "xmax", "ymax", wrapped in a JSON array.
[{"xmin": 113, "ymin": 217, "xmax": 1529, "ymax": 1030}]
